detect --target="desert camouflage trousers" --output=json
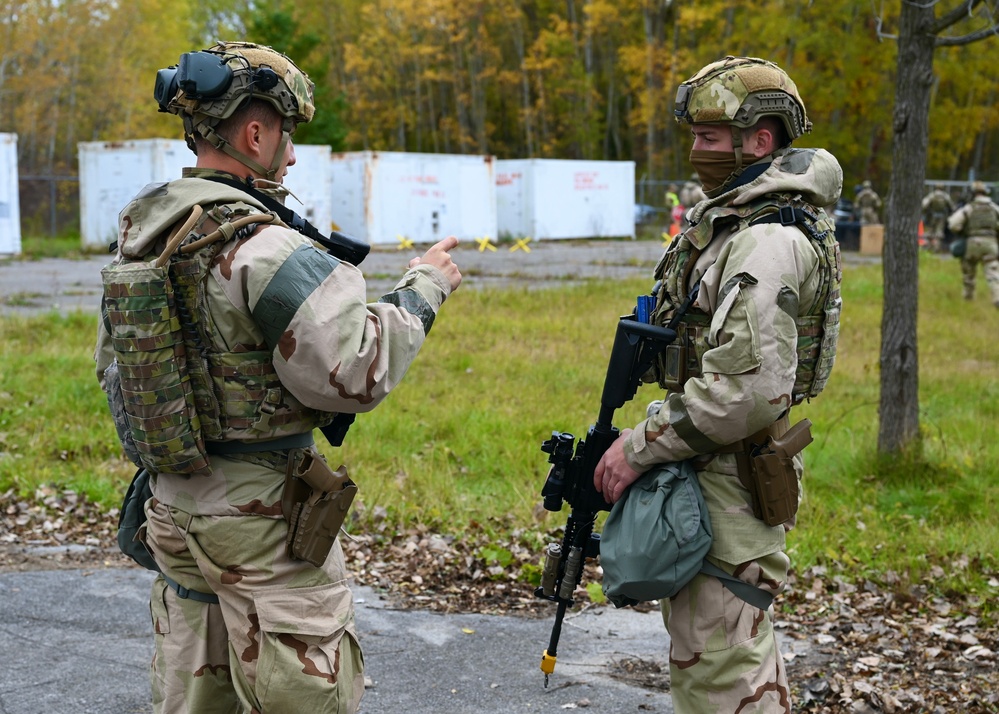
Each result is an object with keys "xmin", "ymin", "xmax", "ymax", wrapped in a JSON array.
[
  {"xmin": 960, "ymin": 236, "xmax": 999, "ymax": 305},
  {"xmin": 661, "ymin": 552, "xmax": 790, "ymax": 714},
  {"xmin": 143, "ymin": 500, "xmax": 364, "ymax": 714},
  {"xmin": 657, "ymin": 450, "xmax": 793, "ymax": 713}
]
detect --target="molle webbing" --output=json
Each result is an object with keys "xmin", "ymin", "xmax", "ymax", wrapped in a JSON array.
[
  {"xmin": 968, "ymin": 201, "xmax": 998, "ymax": 237},
  {"xmin": 103, "ymin": 199, "xmax": 341, "ymax": 476},
  {"xmin": 652, "ymin": 197, "xmax": 841, "ymax": 403},
  {"xmin": 102, "ymin": 260, "xmax": 212, "ymax": 476},
  {"xmin": 748, "ymin": 203, "xmax": 842, "ymax": 402}
]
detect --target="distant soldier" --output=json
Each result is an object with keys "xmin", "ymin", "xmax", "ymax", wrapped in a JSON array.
[
  {"xmin": 947, "ymin": 181, "xmax": 999, "ymax": 307},
  {"xmin": 922, "ymin": 184, "xmax": 955, "ymax": 252},
  {"xmin": 855, "ymin": 180, "xmax": 882, "ymax": 224},
  {"xmin": 679, "ymin": 175, "xmax": 707, "ymax": 209}
]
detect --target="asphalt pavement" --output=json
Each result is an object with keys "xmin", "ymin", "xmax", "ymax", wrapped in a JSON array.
[
  {"xmin": 0, "ymin": 563, "xmax": 701, "ymax": 714},
  {"xmin": 0, "ymin": 238, "xmax": 668, "ymax": 318}
]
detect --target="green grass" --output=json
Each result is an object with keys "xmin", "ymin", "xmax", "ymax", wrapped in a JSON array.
[
  {"xmin": 4, "ymin": 233, "xmax": 106, "ymax": 261},
  {"xmin": 1, "ymin": 252, "xmax": 996, "ymax": 601}
]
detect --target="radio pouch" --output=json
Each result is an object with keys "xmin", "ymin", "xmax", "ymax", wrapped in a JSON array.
[
  {"xmin": 282, "ymin": 447, "xmax": 357, "ymax": 567},
  {"xmin": 749, "ymin": 418, "xmax": 813, "ymax": 526}
]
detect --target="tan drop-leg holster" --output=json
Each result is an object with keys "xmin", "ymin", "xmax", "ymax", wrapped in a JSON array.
[
  {"xmin": 716, "ymin": 416, "xmax": 813, "ymax": 527},
  {"xmin": 281, "ymin": 446, "xmax": 358, "ymax": 567}
]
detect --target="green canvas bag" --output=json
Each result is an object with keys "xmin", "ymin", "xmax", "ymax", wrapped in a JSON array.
[{"xmin": 599, "ymin": 459, "xmax": 712, "ymax": 608}]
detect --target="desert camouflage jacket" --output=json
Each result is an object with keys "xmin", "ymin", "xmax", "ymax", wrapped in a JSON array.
[
  {"xmin": 95, "ymin": 169, "xmax": 452, "ymax": 459},
  {"xmin": 624, "ymin": 148, "xmax": 843, "ymax": 472}
]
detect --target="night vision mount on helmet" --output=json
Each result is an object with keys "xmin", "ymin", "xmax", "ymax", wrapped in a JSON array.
[{"xmin": 154, "ymin": 41, "xmax": 315, "ymax": 181}]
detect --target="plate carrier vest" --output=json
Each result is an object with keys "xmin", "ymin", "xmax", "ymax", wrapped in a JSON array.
[
  {"xmin": 102, "ymin": 187, "xmax": 338, "ymax": 476},
  {"xmin": 966, "ymin": 200, "xmax": 999, "ymax": 238},
  {"xmin": 649, "ymin": 193, "xmax": 842, "ymax": 405}
]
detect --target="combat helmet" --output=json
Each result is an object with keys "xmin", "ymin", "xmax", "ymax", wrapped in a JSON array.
[
  {"xmin": 154, "ymin": 41, "xmax": 315, "ymax": 181},
  {"xmin": 971, "ymin": 180, "xmax": 989, "ymax": 195},
  {"xmin": 674, "ymin": 56, "xmax": 811, "ymax": 141}
]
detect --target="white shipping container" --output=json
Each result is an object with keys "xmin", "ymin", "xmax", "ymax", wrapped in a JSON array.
[
  {"xmin": 330, "ymin": 151, "xmax": 497, "ymax": 245},
  {"xmin": 0, "ymin": 133, "xmax": 22, "ymax": 255},
  {"xmin": 79, "ymin": 139, "xmax": 333, "ymax": 249},
  {"xmin": 496, "ymin": 159, "xmax": 635, "ymax": 240},
  {"xmin": 284, "ymin": 144, "xmax": 333, "ymax": 236},
  {"xmin": 79, "ymin": 139, "xmax": 190, "ymax": 249}
]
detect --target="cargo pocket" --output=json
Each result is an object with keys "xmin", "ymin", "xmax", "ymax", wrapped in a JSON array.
[
  {"xmin": 701, "ymin": 277, "xmax": 762, "ymax": 376},
  {"xmin": 149, "ymin": 577, "xmax": 172, "ymax": 710},
  {"xmin": 253, "ymin": 581, "xmax": 363, "ymax": 713}
]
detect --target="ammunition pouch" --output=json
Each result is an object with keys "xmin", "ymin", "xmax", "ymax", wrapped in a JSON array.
[
  {"xmin": 282, "ymin": 446, "xmax": 357, "ymax": 567},
  {"xmin": 718, "ymin": 417, "xmax": 813, "ymax": 527}
]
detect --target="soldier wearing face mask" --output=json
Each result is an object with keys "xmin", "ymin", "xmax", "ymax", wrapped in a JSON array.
[{"xmin": 594, "ymin": 56, "xmax": 843, "ymax": 713}]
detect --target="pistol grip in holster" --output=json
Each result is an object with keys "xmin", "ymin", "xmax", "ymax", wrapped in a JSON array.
[
  {"xmin": 282, "ymin": 447, "xmax": 357, "ymax": 567},
  {"xmin": 748, "ymin": 419, "xmax": 813, "ymax": 527}
]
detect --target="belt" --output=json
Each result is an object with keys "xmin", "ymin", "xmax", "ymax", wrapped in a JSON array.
[
  {"xmin": 715, "ymin": 414, "xmax": 790, "ymax": 455},
  {"xmin": 205, "ymin": 432, "xmax": 315, "ymax": 455}
]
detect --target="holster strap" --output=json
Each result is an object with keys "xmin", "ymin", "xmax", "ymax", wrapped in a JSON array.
[
  {"xmin": 700, "ymin": 561, "xmax": 775, "ymax": 611},
  {"xmin": 162, "ymin": 574, "xmax": 220, "ymax": 604},
  {"xmin": 714, "ymin": 415, "xmax": 790, "ymax": 492}
]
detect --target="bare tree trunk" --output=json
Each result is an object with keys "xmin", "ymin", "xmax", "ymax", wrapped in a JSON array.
[{"xmin": 878, "ymin": 2, "xmax": 935, "ymax": 454}]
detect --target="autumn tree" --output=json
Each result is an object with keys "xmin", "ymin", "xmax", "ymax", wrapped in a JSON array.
[{"xmin": 878, "ymin": 0, "xmax": 999, "ymax": 455}]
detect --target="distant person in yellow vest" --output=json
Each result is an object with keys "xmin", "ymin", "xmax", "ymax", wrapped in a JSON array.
[
  {"xmin": 664, "ymin": 183, "xmax": 680, "ymax": 211},
  {"xmin": 855, "ymin": 180, "xmax": 882, "ymax": 224},
  {"xmin": 921, "ymin": 184, "xmax": 955, "ymax": 252},
  {"xmin": 664, "ymin": 183, "xmax": 681, "ymax": 236},
  {"xmin": 947, "ymin": 181, "xmax": 999, "ymax": 307}
]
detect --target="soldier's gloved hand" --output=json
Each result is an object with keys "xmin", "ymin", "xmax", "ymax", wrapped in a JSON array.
[
  {"xmin": 409, "ymin": 236, "xmax": 462, "ymax": 291},
  {"xmin": 594, "ymin": 429, "xmax": 643, "ymax": 505}
]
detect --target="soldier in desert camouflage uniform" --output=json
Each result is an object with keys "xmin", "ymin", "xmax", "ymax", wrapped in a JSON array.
[
  {"xmin": 854, "ymin": 179, "xmax": 882, "ymax": 225},
  {"xmin": 594, "ymin": 56, "xmax": 842, "ymax": 713},
  {"xmin": 922, "ymin": 183, "xmax": 955, "ymax": 252},
  {"xmin": 947, "ymin": 181, "xmax": 999, "ymax": 307},
  {"xmin": 95, "ymin": 41, "xmax": 461, "ymax": 713}
]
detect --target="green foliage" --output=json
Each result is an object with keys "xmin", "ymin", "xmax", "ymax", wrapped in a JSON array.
[
  {"xmin": 4, "ymin": 1, "xmax": 997, "ymax": 182},
  {"xmin": 15, "ymin": 234, "xmax": 101, "ymax": 260},
  {"xmin": 246, "ymin": 1, "xmax": 349, "ymax": 150},
  {"xmin": 585, "ymin": 581, "xmax": 607, "ymax": 604}
]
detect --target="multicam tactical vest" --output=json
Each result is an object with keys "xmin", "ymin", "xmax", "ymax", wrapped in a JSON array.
[
  {"xmin": 649, "ymin": 194, "xmax": 842, "ymax": 405},
  {"xmin": 102, "ymin": 185, "xmax": 338, "ymax": 476},
  {"xmin": 966, "ymin": 200, "xmax": 999, "ymax": 238}
]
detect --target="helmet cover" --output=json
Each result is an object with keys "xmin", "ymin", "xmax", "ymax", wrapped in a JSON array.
[
  {"xmin": 674, "ymin": 56, "xmax": 811, "ymax": 142},
  {"xmin": 161, "ymin": 41, "xmax": 314, "ymax": 138}
]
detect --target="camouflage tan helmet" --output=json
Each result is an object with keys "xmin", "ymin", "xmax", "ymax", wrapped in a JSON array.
[
  {"xmin": 674, "ymin": 56, "xmax": 811, "ymax": 144},
  {"xmin": 971, "ymin": 180, "xmax": 989, "ymax": 195},
  {"xmin": 154, "ymin": 41, "xmax": 315, "ymax": 180}
]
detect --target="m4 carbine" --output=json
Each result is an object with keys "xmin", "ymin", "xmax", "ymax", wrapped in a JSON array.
[{"xmin": 535, "ymin": 295, "xmax": 686, "ymax": 687}]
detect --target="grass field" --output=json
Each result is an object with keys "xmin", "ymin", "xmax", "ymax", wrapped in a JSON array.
[{"xmin": 0, "ymin": 251, "xmax": 996, "ymax": 604}]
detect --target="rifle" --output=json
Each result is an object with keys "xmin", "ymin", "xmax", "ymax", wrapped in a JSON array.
[{"xmin": 534, "ymin": 286, "xmax": 697, "ymax": 687}]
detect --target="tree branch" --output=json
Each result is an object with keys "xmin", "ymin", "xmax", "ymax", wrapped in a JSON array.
[
  {"xmin": 930, "ymin": 0, "xmax": 984, "ymax": 34},
  {"xmin": 934, "ymin": 22, "xmax": 999, "ymax": 43}
]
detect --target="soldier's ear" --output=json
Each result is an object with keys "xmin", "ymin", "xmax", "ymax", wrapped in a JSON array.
[{"xmin": 745, "ymin": 126, "xmax": 777, "ymax": 159}]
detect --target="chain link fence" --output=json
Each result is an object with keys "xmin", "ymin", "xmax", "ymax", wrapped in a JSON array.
[{"xmin": 18, "ymin": 175, "xmax": 80, "ymax": 237}]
